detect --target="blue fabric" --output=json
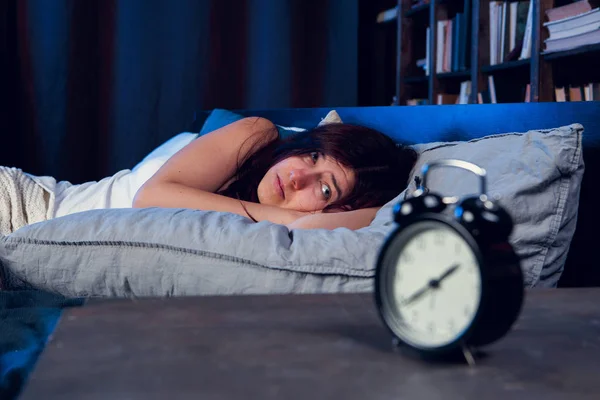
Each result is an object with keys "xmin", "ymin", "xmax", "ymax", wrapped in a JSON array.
[
  {"xmin": 0, "ymin": 290, "xmax": 83, "ymax": 399},
  {"xmin": 198, "ymin": 109, "xmax": 245, "ymax": 135},
  {"xmin": 198, "ymin": 108, "xmax": 306, "ymax": 139}
]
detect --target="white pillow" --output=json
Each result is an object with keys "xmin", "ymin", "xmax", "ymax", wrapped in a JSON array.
[
  {"xmin": 48, "ymin": 132, "xmax": 199, "ymax": 218},
  {"xmin": 132, "ymin": 132, "xmax": 199, "ymax": 172}
]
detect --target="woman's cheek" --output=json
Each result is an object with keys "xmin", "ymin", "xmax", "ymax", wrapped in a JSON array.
[{"xmin": 295, "ymin": 195, "xmax": 316, "ymax": 212}]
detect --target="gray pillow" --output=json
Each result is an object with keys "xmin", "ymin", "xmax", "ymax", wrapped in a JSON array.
[
  {"xmin": 373, "ymin": 123, "xmax": 584, "ymax": 288},
  {"xmin": 0, "ymin": 208, "xmax": 379, "ymax": 297},
  {"xmin": 0, "ymin": 124, "xmax": 584, "ymax": 297}
]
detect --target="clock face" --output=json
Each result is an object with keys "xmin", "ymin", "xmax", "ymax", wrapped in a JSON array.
[{"xmin": 380, "ymin": 220, "xmax": 483, "ymax": 350}]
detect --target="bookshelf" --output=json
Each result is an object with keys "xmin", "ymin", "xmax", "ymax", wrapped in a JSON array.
[{"xmin": 375, "ymin": 0, "xmax": 600, "ymax": 105}]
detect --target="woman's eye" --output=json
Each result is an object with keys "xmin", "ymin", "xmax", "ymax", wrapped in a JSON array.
[
  {"xmin": 321, "ymin": 183, "xmax": 331, "ymax": 200},
  {"xmin": 311, "ymin": 152, "xmax": 319, "ymax": 164}
]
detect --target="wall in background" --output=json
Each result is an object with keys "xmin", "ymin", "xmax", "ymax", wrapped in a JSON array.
[{"xmin": 0, "ymin": 0, "xmax": 358, "ymax": 182}]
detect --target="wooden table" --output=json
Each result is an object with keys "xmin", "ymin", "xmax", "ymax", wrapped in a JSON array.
[{"xmin": 21, "ymin": 288, "xmax": 600, "ymax": 399}]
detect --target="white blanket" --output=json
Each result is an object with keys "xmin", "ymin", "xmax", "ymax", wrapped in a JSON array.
[{"xmin": 0, "ymin": 166, "xmax": 54, "ymax": 235}]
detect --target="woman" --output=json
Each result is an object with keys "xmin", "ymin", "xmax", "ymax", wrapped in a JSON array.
[{"xmin": 133, "ymin": 117, "xmax": 418, "ymax": 230}]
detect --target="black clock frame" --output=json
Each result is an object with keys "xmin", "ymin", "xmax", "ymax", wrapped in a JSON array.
[{"xmin": 374, "ymin": 212, "xmax": 525, "ymax": 358}]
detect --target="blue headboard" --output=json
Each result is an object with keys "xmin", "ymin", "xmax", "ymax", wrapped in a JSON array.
[
  {"xmin": 193, "ymin": 102, "xmax": 600, "ymax": 287},
  {"xmin": 194, "ymin": 102, "xmax": 600, "ymax": 146}
]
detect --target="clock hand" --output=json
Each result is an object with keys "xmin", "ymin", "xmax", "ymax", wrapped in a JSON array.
[
  {"xmin": 436, "ymin": 263, "xmax": 460, "ymax": 284},
  {"xmin": 401, "ymin": 283, "xmax": 432, "ymax": 306},
  {"xmin": 401, "ymin": 264, "xmax": 460, "ymax": 307}
]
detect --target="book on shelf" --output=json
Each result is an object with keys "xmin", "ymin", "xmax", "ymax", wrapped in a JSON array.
[
  {"xmin": 476, "ymin": 77, "xmax": 531, "ymax": 103},
  {"xmin": 524, "ymin": 84, "xmax": 531, "ymax": 102},
  {"xmin": 376, "ymin": 7, "xmax": 397, "ymax": 23},
  {"xmin": 413, "ymin": 0, "xmax": 470, "ymax": 75},
  {"xmin": 477, "ymin": 90, "xmax": 494, "ymax": 104},
  {"xmin": 543, "ymin": 5, "xmax": 600, "ymax": 53},
  {"xmin": 569, "ymin": 86, "xmax": 583, "ymax": 101},
  {"xmin": 458, "ymin": 81, "xmax": 471, "ymax": 104},
  {"xmin": 488, "ymin": 76, "xmax": 497, "ymax": 103},
  {"xmin": 423, "ymin": 8, "xmax": 470, "ymax": 74},
  {"xmin": 555, "ymin": 83, "xmax": 600, "ymax": 101},
  {"xmin": 377, "ymin": 0, "xmax": 430, "ymax": 22},
  {"xmin": 555, "ymin": 87, "xmax": 567, "ymax": 102},
  {"xmin": 437, "ymin": 93, "xmax": 459, "ymax": 104},
  {"xmin": 476, "ymin": 76, "xmax": 498, "ymax": 104},
  {"xmin": 424, "ymin": 26, "xmax": 431, "ymax": 75},
  {"xmin": 407, "ymin": 98, "xmax": 429, "ymax": 106},
  {"xmin": 585, "ymin": 83, "xmax": 600, "ymax": 100},
  {"xmin": 545, "ymin": 28, "xmax": 600, "ymax": 52},
  {"xmin": 393, "ymin": 0, "xmax": 600, "ymax": 105},
  {"xmin": 406, "ymin": 80, "xmax": 471, "ymax": 106},
  {"xmin": 434, "ymin": 80, "xmax": 471, "ymax": 105},
  {"xmin": 545, "ymin": 8, "xmax": 600, "ymax": 39},
  {"xmin": 411, "ymin": 0, "xmax": 429, "ymax": 10},
  {"xmin": 546, "ymin": 0, "xmax": 600, "ymax": 21},
  {"xmin": 489, "ymin": 1, "xmax": 532, "ymax": 64}
]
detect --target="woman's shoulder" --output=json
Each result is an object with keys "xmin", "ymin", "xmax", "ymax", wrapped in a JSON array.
[
  {"xmin": 191, "ymin": 116, "xmax": 278, "ymax": 153},
  {"xmin": 238, "ymin": 116, "xmax": 276, "ymax": 129},
  {"xmin": 226, "ymin": 116, "xmax": 279, "ymax": 153},
  {"xmin": 227, "ymin": 116, "xmax": 278, "ymax": 138},
  {"xmin": 141, "ymin": 116, "xmax": 278, "ymax": 194}
]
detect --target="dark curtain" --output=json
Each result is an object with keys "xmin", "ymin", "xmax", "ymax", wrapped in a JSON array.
[{"xmin": 0, "ymin": 0, "xmax": 358, "ymax": 183}]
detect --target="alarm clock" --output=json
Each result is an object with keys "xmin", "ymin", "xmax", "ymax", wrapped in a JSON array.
[{"xmin": 374, "ymin": 159, "xmax": 524, "ymax": 363}]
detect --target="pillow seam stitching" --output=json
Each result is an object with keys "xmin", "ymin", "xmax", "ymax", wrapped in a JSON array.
[{"xmin": 1, "ymin": 238, "xmax": 372, "ymax": 278}]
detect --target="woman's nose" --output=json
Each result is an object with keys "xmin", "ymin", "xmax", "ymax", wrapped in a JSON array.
[{"xmin": 290, "ymin": 169, "xmax": 312, "ymax": 190}]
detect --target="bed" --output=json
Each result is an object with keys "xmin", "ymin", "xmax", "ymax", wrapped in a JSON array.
[
  {"xmin": 0, "ymin": 102, "xmax": 598, "ymax": 397},
  {"xmin": 217, "ymin": 102, "xmax": 599, "ymax": 289}
]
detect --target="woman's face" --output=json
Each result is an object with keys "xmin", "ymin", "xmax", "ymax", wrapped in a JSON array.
[{"xmin": 257, "ymin": 152, "xmax": 355, "ymax": 212}]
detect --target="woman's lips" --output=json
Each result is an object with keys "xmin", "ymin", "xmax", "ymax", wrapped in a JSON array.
[{"xmin": 276, "ymin": 175, "xmax": 285, "ymax": 199}]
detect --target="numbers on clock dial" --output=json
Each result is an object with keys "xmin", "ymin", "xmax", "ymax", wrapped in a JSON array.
[
  {"xmin": 401, "ymin": 252, "xmax": 414, "ymax": 264},
  {"xmin": 427, "ymin": 321, "xmax": 436, "ymax": 334},
  {"xmin": 447, "ymin": 319, "xmax": 455, "ymax": 332},
  {"xmin": 434, "ymin": 232, "xmax": 445, "ymax": 245},
  {"xmin": 392, "ymin": 224, "xmax": 482, "ymax": 348},
  {"xmin": 411, "ymin": 310, "xmax": 419, "ymax": 323},
  {"xmin": 454, "ymin": 241, "xmax": 462, "ymax": 255}
]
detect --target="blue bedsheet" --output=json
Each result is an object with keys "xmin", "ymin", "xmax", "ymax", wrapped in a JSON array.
[{"xmin": 0, "ymin": 290, "xmax": 83, "ymax": 399}]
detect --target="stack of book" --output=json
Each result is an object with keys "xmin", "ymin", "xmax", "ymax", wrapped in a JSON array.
[
  {"xmin": 488, "ymin": 0, "xmax": 532, "ymax": 64},
  {"xmin": 543, "ymin": 0, "xmax": 600, "ymax": 53}
]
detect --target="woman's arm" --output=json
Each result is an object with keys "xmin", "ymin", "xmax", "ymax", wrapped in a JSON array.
[
  {"xmin": 135, "ymin": 181, "xmax": 305, "ymax": 225},
  {"xmin": 133, "ymin": 117, "xmax": 304, "ymax": 225},
  {"xmin": 287, "ymin": 207, "xmax": 380, "ymax": 231}
]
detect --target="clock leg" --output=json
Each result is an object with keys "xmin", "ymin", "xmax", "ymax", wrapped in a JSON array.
[{"xmin": 461, "ymin": 343, "xmax": 477, "ymax": 367}]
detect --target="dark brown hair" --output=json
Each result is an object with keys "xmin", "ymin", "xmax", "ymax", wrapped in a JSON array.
[{"xmin": 218, "ymin": 122, "xmax": 419, "ymax": 213}]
